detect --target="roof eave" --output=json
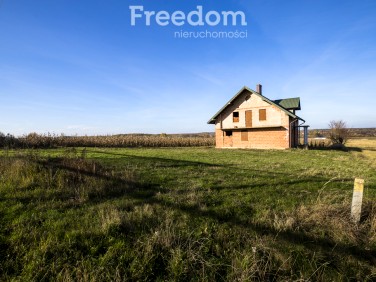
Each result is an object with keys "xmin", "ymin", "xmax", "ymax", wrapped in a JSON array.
[
  {"xmin": 259, "ymin": 96, "xmax": 303, "ymax": 121},
  {"xmin": 295, "ymin": 116, "xmax": 305, "ymax": 123},
  {"xmin": 207, "ymin": 86, "xmax": 250, "ymax": 124},
  {"xmin": 207, "ymin": 86, "xmax": 305, "ymax": 124}
]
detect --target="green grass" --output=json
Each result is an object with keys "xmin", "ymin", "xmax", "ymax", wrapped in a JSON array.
[{"xmin": 1, "ymin": 147, "xmax": 376, "ymax": 281}]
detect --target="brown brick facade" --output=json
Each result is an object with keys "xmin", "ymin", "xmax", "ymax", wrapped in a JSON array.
[
  {"xmin": 216, "ymin": 128, "xmax": 289, "ymax": 149},
  {"xmin": 209, "ymin": 86, "xmax": 304, "ymax": 149}
]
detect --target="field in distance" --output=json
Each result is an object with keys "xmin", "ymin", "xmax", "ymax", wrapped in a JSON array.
[{"xmin": 0, "ymin": 138, "xmax": 376, "ymax": 281}]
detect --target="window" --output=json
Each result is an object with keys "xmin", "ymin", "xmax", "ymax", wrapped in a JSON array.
[
  {"xmin": 259, "ymin": 109, "xmax": 266, "ymax": 121},
  {"xmin": 233, "ymin": 112, "xmax": 239, "ymax": 122},
  {"xmin": 245, "ymin": 110, "xmax": 252, "ymax": 127},
  {"xmin": 225, "ymin": 131, "xmax": 232, "ymax": 136},
  {"xmin": 241, "ymin": 130, "xmax": 248, "ymax": 141}
]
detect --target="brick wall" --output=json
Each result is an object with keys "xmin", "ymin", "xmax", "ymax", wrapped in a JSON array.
[
  {"xmin": 216, "ymin": 128, "xmax": 290, "ymax": 149},
  {"xmin": 213, "ymin": 88, "xmax": 295, "ymax": 149}
]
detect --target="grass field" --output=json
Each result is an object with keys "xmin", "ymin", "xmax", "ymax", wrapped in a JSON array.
[{"xmin": 1, "ymin": 139, "xmax": 376, "ymax": 281}]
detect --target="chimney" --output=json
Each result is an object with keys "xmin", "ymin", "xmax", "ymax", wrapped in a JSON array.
[{"xmin": 256, "ymin": 84, "xmax": 262, "ymax": 95}]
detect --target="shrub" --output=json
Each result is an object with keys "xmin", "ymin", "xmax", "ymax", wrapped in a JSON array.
[{"xmin": 328, "ymin": 120, "xmax": 348, "ymax": 145}]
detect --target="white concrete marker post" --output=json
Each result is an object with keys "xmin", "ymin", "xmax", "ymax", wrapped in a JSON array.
[{"xmin": 351, "ymin": 178, "xmax": 364, "ymax": 223}]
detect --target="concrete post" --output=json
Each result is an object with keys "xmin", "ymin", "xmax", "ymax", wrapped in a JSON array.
[
  {"xmin": 351, "ymin": 178, "xmax": 364, "ymax": 223},
  {"xmin": 304, "ymin": 126, "xmax": 308, "ymax": 147}
]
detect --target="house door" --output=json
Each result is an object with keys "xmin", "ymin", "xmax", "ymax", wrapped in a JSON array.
[
  {"xmin": 224, "ymin": 131, "xmax": 233, "ymax": 147},
  {"xmin": 245, "ymin": 110, "xmax": 252, "ymax": 127}
]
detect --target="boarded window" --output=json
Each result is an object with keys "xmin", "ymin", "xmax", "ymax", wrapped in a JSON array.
[
  {"xmin": 241, "ymin": 130, "xmax": 248, "ymax": 141},
  {"xmin": 233, "ymin": 112, "xmax": 239, "ymax": 122},
  {"xmin": 259, "ymin": 109, "xmax": 266, "ymax": 121},
  {"xmin": 225, "ymin": 131, "xmax": 232, "ymax": 136},
  {"xmin": 245, "ymin": 110, "xmax": 252, "ymax": 127}
]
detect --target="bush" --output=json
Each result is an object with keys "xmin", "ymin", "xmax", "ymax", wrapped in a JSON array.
[
  {"xmin": 0, "ymin": 132, "xmax": 20, "ymax": 149},
  {"xmin": 328, "ymin": 120, "xmax": 348, "ymax": 145}
]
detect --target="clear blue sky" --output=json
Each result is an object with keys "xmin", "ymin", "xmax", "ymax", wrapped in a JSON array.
[{"xmin": 1, "ymin": 0, "xmax": 375, "ymax": 135}]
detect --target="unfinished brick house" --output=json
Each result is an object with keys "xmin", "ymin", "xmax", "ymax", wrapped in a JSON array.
[{"xmin": 207, "ymin": 84, "xmax": 307, "ymax": 149}]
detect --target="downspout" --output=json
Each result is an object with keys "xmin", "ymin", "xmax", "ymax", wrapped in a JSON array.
[
  {"xmin": 220, "ymin": 114, "xmax": 224, "ymax": 147},
  {"xmin": 298, "ymin": 120, "xmax": 309, "ymax": 148},
  {"xmin": 289, "ymin": 118, "xmax": 298, "ymax": 148}
]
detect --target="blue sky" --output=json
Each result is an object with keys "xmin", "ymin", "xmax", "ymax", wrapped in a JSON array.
[{"xmin": 0, "ymin": 0, "xmax": 375, "ymax": 135}]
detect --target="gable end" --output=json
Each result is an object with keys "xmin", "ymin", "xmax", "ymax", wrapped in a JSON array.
[{"xmin": 207, "ymin": 86, "xmax": 305, "ymax": 124}]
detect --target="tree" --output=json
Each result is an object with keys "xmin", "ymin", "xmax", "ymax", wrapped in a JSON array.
[{"xmin": 328, "ymin": 120, "xmax": 349, "ymax": 145}]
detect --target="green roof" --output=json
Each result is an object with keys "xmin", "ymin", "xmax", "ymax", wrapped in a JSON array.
[
  {"xmin": 273, "ymin": 98, "xmax": 301, "ymax": 110},
  {"xmin": 207, "ymin": 86, "xmax": 304, "ymax": 124}
]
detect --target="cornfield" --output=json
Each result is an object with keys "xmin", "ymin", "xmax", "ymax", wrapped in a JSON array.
[{"xmin": 0, "ymin": 132, "xmax": 215, "ymax": 149}]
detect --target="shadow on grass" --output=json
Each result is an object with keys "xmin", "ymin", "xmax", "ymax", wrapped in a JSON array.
[
  {"xmin": 5, "ymin": 153, "xmax": 375, "ymax": 269},
  {"xmin": 90, "ymin": 149, "xmax": 224, "ymax": 168},
  {"xmin": 306, "ymin": 146, "xmax": 363, "ymax": 152},
  {"xmin": 157, "ymin": 198, "xmax": 376, "ymax": 264},
  {"xmin": 3, "ymin": 156, "xmax": 162, "ymax": 210},
  {"xmin": 77, "ymin": 158, "xmax": 376, "ymax": 265},
  {"xmin": 359, "ymin": 147, "xmax": 376, "ymax": 152}
]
